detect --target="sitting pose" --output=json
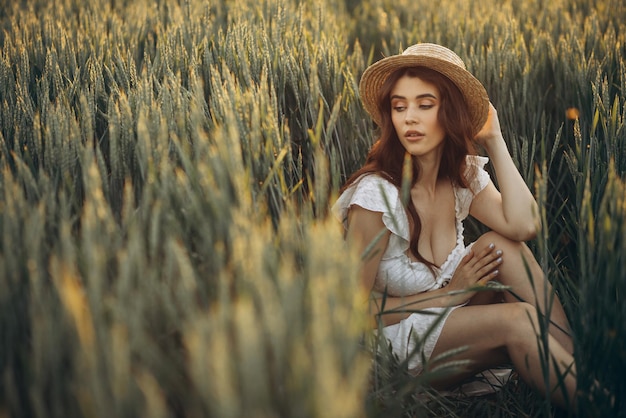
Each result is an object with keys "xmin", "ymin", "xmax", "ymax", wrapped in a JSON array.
[{"xmin": 333, "ymin": 43, "xmax": 576, "ymax": 409}]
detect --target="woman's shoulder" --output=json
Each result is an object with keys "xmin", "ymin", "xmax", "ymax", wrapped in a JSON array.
[
  {"xmin": 333, "ymin": 172, "xmax": 410, "ymax": 243},
  {"xmin": 338, "ymin": 172, "xmax": 398, "ymax": 203},
  {"xmin": 332, "ymin": 172, "xmax": 401, "ymax": 220}
]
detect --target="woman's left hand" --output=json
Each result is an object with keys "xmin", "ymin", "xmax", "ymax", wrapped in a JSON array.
[{"xmin": 473, "ymin": 102, "xmax": 504, "ymax": 148}]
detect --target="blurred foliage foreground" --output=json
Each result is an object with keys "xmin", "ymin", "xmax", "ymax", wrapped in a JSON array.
[{"xmin": 0, "ymin": 0, "xmax": 625, "ymax": 416}]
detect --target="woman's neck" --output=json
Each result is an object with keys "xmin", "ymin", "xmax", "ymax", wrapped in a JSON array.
[{"xmin": 414, "ymin": 155, "xmax": 442, "ymax": 194}]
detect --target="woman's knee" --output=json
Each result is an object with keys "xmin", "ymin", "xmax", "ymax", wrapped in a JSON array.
[
  {"xmin": 502, "ymin": 302, "xmax": 541, "ymax": 342},
  {"xmin": 509, "ymin": 301, "xmax": 537, "ymax": 321}
]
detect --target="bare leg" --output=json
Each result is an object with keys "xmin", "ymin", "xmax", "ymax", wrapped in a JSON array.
[
  {"xmin": 468, "ymin": 231, "xmax": 573, "ymax": 354},
  {"xmin": 428, "ymin": 302, "xmax": 577, "ymax": 410}
]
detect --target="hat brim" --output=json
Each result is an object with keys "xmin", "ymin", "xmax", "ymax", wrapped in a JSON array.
[{"xmin": 359, "ymin": 55, "xmax": 489, "ymax": 137}]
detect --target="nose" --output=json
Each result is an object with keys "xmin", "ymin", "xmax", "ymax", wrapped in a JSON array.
[{"xmin": 405, "ymin": 104, "xmax": 419, "ymax": 124}]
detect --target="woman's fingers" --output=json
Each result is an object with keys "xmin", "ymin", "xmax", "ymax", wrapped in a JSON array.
[
  {"xmin": 476, "ymin": 253, "xmax": 503, "ymax": 276},
  {"xmin": 470, "ymin": 243, "xmax": 503, "ymax": 280},
  {"xmin": 473, "ymin": 103, "xmax": 502, "ymax": 145},
  {"xmin": 451, "ymin": 244, "xmax": 503, "ymax": 289},
  {"xmin": 477, "ymin": 269, "xmax": 499, "ymax": 285},
  {"xmin": 477, "ymin": 243, "xmax": 495, "ymax": 258},
  {"xmin": 465, "ymin": 245, "xmax": 488, "ymax": 269},
  {"xmin": 470, "ymin": 243, "xmax": 498, "ymax": 267},
  {"xmin": 457, "ymin": 249, "xmax": 475, "ymax": 268}
]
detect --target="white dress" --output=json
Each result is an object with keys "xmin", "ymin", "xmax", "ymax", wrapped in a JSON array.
[{"xmin": 332, "ymin": 155, "xmax": 490, "ymax": 373}]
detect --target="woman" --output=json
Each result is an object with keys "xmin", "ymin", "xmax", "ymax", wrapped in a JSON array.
[{"xmin": 333, "ymin": 43, "xmax": 576, "ymax": 409}]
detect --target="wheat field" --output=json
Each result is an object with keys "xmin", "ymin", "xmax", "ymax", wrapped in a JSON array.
[{"xmin": 0, "ymin": 0, "xmax": 624, "ymax": 417}]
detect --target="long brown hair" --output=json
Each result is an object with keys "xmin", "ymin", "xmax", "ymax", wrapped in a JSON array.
[{"xmin": 342, "ymin": 66, "xmax": 478, "ymax": 271}]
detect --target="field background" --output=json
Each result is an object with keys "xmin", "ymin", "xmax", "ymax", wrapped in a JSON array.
[{"xmin": 0, "ymin": 0, "xmax": 625, "ymax": 417}]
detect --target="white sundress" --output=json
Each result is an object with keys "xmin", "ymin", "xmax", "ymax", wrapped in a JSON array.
[{"xmin": 332, "ymin": 155, "xmax": 490, "ymax": 373}]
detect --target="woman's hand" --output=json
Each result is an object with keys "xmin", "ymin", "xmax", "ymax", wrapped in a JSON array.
[
  {"xmin": 446, "ymin": 243, "xmax": 503, "ymax": 305},
  {"xmin": 473, "ymin": 103, "xmax": 504, "ymax": 148}
]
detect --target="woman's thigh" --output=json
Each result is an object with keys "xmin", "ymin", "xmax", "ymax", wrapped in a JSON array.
[
  {"xmin": 465, "ymin": 231, "xmax": 574, "ymax": 353},
  {"xmin": 427, "ymin": 302, "xmax": 534, "ymax": 384}
]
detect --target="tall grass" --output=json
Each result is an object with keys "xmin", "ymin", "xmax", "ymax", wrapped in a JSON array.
[{"xmin": 0, "ymin": 0, "xmax": 624, "ymax": 416}]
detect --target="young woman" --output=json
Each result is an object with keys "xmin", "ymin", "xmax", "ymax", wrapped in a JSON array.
[{"xmin": 333, "ymin": 43, "xmax": 576, "ymax": 409}]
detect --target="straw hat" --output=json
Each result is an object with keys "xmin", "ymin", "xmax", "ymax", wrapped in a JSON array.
[{"xmin": 359, "ymin": 43, "xmax": 489, "ymax": 136}]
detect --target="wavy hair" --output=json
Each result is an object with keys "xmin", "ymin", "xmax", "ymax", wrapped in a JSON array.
[{"xmin": 342, "ymin": 66, "xmax": 478, "ymax": 271}]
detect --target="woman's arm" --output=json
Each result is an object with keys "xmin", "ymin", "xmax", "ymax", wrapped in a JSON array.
[
  {"xmin": 470, "ymin": 103, "xmax": 538, "ymax": 241},
  {"xmin": 347, "ymin": 205, "xmax": 501, "ymax": 327}
]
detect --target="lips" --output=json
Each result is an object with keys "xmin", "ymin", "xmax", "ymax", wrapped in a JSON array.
[{"xmin": 405, "ymin": 130, "xmax": 425, "ymax": 140}]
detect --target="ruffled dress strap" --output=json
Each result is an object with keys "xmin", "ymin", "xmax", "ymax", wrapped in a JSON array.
[
  {"xmin": 332, "ymin": 174, "xmax": 411, "ymax": 259},
  {"xmin": 454, "ymin": 155, "xmax": 491, "ymax": 221}
]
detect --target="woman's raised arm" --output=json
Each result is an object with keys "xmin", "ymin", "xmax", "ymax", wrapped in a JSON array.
[{"xmin": 470, "ymin": 103, "xmax": 538, "ymax": 241}]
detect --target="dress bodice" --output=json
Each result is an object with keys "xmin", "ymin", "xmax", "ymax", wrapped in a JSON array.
[{"xmin": 333, "ymin": 155, "xmax": 490, "ymax": 296}]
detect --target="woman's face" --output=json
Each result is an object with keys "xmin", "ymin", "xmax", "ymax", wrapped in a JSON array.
[{"xmin": 390, "ymin": 75, "xmax": 446, "ymax": 160}]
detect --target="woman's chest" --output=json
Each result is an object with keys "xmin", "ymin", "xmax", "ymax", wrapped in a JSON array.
[{"xmin": 410, "ymin": 182, "xmax": 458, "ymax": 266}]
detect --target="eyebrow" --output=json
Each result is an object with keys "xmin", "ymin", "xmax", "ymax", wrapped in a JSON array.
[{"xmin": 390, "ymin": 93, "xmax": 438, "ymax": 100}]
